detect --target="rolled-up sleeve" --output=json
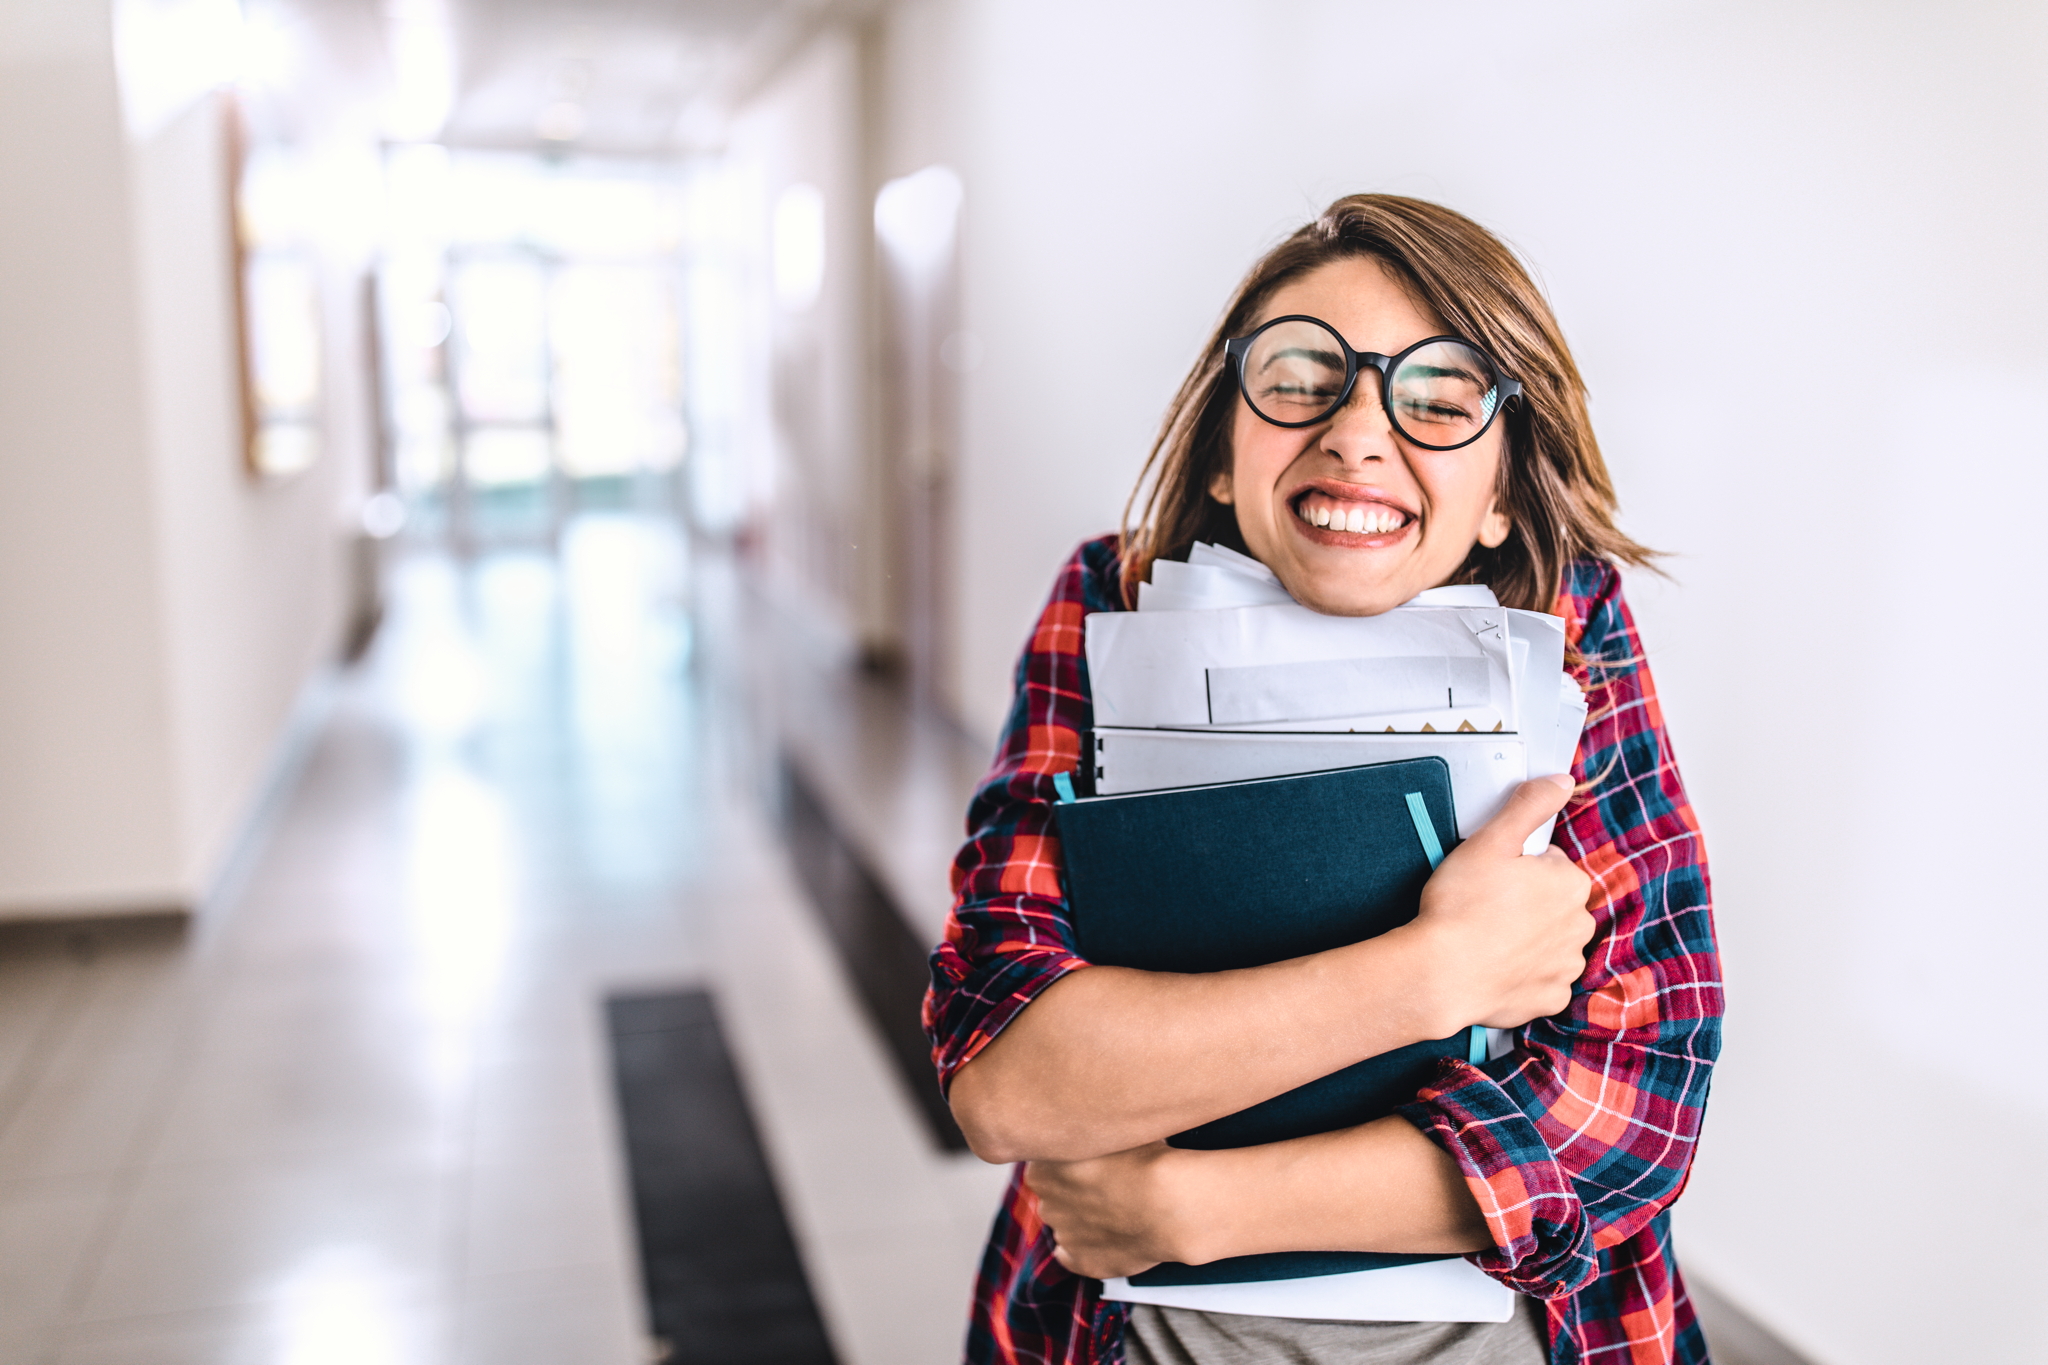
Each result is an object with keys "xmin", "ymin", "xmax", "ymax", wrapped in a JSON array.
[
  {"xmin": 1398, "ymin": 561, "xmax": 1723, "ymax": 1298},
  {"xmin": 925, "ymin": 539, "xmax": 1125, "ymax": 1091}
]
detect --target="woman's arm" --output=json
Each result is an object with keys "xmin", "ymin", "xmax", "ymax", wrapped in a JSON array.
[
  {"xmin": 1026, "ymin": 1116, "xmax": 1489, "ymax": 1279},
  {"xmin": 949, "ymin": 776, "xmax": 1594, "ymax": 1164}
]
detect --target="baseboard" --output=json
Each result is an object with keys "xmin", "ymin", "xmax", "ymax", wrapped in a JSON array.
[
  {"xmin": 0, "ymin": 666, "xmax": 337, "ymax": 934},
  {"xmin": 187, "ymin": 663, "xmax": 341, "ymax": 929},
  {"xmin": 0, "ymin": 909, "xmax": 190, "ymax": 955}
]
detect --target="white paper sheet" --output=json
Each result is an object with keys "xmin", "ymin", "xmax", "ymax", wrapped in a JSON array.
[
  {"xmin": 1087, "ymin": 604, "xmax": 1517, "ymax": 734},
  {"xmin": 1102, "ymin": 1258, "xmax": 1515, "ymax": 1323},
  {"xmin": 1145, "ymin": 546, "xmax": 1499, "ymax": 613},
  {"xmin": 1139, "ymin": 558, "xmax": 1294, "ymax": 611},
  {"xmin": 1185, "ymin": 540, "xmax": 1284, "ymax": 585},
  {"xmin": 1116, "ymin": 549, "xmax": 1584, "ymax": 779}
]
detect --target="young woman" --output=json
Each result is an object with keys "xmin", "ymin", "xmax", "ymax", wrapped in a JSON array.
[{"xmin": 925, "ymin": 195, "xmax": 1722, "ymax": 1365}]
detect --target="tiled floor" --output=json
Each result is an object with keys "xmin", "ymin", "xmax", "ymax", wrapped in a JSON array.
[{"xmin": 0, "ymin": 514, "xmax": 1008, "ymax": 1365}]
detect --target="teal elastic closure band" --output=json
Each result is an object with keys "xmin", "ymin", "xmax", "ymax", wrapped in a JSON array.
[
  {"xmin": 1406, "ymin": 795, "xmax": 1481, "ymax": 1065},
  {"xmin": 1404, "ymin": 792, "xmax": 1445, "ymax": 870},
  {"xmin": 1409, "ymin": 789, "xmax": 1474, "ymax": 1064},
  {"xmin": 1052, "ymin": 771, "xmax": 1077, "ymax": 803}
]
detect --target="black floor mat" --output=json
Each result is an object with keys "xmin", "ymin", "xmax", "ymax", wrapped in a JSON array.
[
  {"xmin": 607, "ymin": 989, "xmax": 840, "ymax": 1365},
  {"xmin": 776, "ymin": 760, "xmax": 969, "ymax": 1151}
]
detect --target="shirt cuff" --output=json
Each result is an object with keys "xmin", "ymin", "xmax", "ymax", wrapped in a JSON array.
[
  {"xmin": 927, "ymin": 945, "xmax": 1090, "ymax": 1094},
  {"xmin": 1396, "ymin": 1058, "xmax": 1598, "ymax": 1299}
]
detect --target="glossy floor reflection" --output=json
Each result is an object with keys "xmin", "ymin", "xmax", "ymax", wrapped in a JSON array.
[{"xmin": 0, "ymin": 514, "xmax": 1007, "ymax": 1365}]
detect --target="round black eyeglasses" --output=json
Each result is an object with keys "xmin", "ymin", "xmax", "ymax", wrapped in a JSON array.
[{"xmin": 1224, "ymin": 315, "xmax": 1522, "ymax": 451}]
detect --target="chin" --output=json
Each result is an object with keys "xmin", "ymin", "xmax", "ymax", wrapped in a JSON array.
[{"xmin": 1287, "ymin": 578, "xmax": 1404, "ymax": 618}]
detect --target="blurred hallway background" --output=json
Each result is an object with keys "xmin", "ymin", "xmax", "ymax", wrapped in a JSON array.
[
  {"xmin": 0, "ymin": 513, "xmax": 1007, "ymax": 1362},
  {"xmin": 1, "ymin": 2, "xmax": 2043, "ymax": 1362}
]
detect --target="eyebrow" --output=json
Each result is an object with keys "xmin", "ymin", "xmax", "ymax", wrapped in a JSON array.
[
  {"xmin": 1258, "ymin": 346, "xmax": 1345, "ymax": 372},
  {"xmin": 1399, "ymin": 363, "xmax": 1489, "ymax": 387}
]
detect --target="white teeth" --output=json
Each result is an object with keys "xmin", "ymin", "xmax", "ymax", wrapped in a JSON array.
[{"xmin": 1299, "ymin": 499, "xmax": 1406, "ymax": 533}]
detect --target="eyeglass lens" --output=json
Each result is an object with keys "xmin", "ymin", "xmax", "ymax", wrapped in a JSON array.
[{"xmin": 1239, "ymin": 319, "xmax": 1505, "ymax": 448}]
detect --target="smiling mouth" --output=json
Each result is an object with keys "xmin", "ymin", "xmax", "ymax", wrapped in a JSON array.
[{"xmin": 1291, "ymin": 489, "xmax": 1413, "ymax": 537}]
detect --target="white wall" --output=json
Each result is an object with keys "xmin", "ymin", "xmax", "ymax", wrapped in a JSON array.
[
  {"xmin": 724, "ymin": 27, "xmax": 881, "ymax": 654},
  {"xmin": 0, "ymin": 0, "xmax": 187, "ymax": 911},
  {"xmin": 128, "ymin": 91, "xmax": 362, "ymax": 892},
  {"xmin": 872, "ymin": 1, "xmax": 2048, "ymax": 1360},
  {"xmin": 0, "ymin": 1, "xmax": 361, "ymax": 916}
]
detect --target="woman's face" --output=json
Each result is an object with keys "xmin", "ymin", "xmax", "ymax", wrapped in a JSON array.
[{"xmin": 1211, "ymin": 256, "xmax": 1511, "ymax": 617}]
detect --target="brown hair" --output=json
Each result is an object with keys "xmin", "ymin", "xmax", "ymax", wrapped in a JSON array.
[{"xmin": 1119, "ymin": 194, "xmax": 1655, "ymax": 612}]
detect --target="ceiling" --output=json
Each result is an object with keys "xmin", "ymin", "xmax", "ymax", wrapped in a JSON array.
[{"xmin": 245, "ymin": 0, "xmax": 850, "ymax": 158}]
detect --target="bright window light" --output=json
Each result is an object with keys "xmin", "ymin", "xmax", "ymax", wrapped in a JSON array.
[
  {"xmin": 384, "ymin": 0, "xmax": 455, "ymax": 142},
  {"xmin": 113, "ymin": 0, "xmax": 244, "ymax": 141},
  {"xmin": 874, "ymin": 165, "xmax": 963, "ymax": 279},
  {"xmin": 772, "ymin": 183, "xmax": 826, "ymax": 312}
]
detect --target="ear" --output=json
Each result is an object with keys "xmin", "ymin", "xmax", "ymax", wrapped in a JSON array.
[
  {"xmin": 1477, "ymin": 500, "xmax": 1511, "ymax": 549},
  {"xmin": 1208, "ymin": 466, "xmax": 1235, "ymax": 505}
]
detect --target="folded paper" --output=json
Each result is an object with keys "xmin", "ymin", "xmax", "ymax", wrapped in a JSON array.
[{"xmin": 1087, "ymin": 603, "xmax": 1517, "ymax": 734}]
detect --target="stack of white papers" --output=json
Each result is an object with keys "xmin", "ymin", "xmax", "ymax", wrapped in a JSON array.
[{"xmin": 1086, "ymin": 545, "xmax": 1589, "ymax": 845}]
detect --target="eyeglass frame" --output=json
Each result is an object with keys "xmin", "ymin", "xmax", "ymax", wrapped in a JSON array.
[{"xmin": 1222, "ymin": 314, "xmax": 1523, "ymax": 451}]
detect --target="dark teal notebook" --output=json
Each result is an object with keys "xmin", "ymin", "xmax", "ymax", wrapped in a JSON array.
[{"xmin": 1051, "ymin": 757, "xmax": 1469, "ymax": 1287}]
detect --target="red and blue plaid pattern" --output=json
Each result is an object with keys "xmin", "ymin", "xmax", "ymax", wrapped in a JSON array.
[{"xmin": 924, "ymin": 537, "xmax": 1723, "ymax": 1365}]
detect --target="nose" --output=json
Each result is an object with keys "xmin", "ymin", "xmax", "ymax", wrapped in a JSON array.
[{"xmin": 1318, "ymin": 374, "xmax": 1398, "ymax": 466}]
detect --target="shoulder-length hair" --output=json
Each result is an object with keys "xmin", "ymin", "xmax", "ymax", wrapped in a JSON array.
[{"xmin": 1120, "ymin": 194, "xmax": 1654, "ymax": 612}]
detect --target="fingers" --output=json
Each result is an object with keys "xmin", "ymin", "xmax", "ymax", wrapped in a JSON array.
[
  {"xmin": 1534, "ymin": 845, "xmax": 1595, "ymax": 897},
  {"xmin": 1478, "ymin": 920, "xmax": 1595, "ymax": 1027},
  {"xmin": 1465, "ymin": 776, "xmax": 1576, "ymax": 857},
  {"xmin": 1030, "ymin": 1151, "xmax": 1175, "ymax": 1280}
]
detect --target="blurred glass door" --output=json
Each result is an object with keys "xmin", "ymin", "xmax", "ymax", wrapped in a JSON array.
[
  {"xmin": 447, "ymin": 246, "xmax": 558, "ymax": 547},
  {"xmin": 379, "ymin": 149, "xmax": 688, "ymax": 553}
]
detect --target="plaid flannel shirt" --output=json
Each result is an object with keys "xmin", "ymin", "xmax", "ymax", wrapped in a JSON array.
[{"xmin": 925, "ymin": 537, "xmax": 1723, "ymax": 1365}]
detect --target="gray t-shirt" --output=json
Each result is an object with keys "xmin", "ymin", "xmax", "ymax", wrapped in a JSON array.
[{"xmin": 1123, "ymin": 1294, "xmax": 1549, "ymax": 1365}]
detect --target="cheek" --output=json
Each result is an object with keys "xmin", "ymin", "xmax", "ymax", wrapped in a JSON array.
[
  {"xmin": 1228, "ymin": 420, "xmax": 1297, "ymax": 505},
  {"xmin": 1419, "ymin": 446, "xmax": 1505, "ymax": 531}
]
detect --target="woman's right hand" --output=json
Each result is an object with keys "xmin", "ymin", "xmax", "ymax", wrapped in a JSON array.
[{"xmin": 1405, "ymin": 775, "xmax": 1596, "ymax": 1033}]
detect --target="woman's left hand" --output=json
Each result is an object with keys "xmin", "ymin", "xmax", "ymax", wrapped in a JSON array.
[{"xmin": 1024, "ymin": 1143, "xmax": 1206, "ymax": 1280}]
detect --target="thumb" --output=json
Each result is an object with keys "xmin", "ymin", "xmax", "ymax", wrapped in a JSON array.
[{"xmin": 1465, "ymin": 775, "xmax": 1574, "ymax": 857}]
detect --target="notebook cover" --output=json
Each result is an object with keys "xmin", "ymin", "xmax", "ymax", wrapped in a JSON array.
[{"xmin": 1052, "ymin": 758, "xmax": 1467, "ymax": 1286}]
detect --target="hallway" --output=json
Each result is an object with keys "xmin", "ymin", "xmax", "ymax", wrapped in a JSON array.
[
  {"xmin": 0, "ymin": 515, "xmax": 1005, "ymax": 1364},
  {"xmin": 5, "ymin": 2, "xmax": 2046, "ymax": 1361}
]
